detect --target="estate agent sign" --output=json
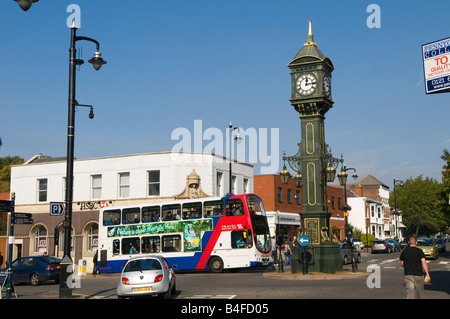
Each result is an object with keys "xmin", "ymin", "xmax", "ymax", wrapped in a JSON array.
[{"xmin": 422, "ymin": 37, "xmax": 450, "ymax": 94}]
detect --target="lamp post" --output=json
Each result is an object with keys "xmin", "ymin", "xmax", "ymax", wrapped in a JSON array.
[
  {"xmin": 228, "ymin": 122, "xmax": 242, "ymax": 194},
  {"xmin": 337, "ymin": 157, "xmax": 358, "ymax": 272},
  {"xmin": 13, "ymin": 0, "xmax": 38, "ymax": 11},
  {"xmin": 60, "ymin": 23, "xmax": 106, "ymax": 299},
  {"xmin": 393, "ymin": 178, "xmax": 403, "ymax": 239}
]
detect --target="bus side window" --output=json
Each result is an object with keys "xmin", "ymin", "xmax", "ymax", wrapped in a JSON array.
[
  {"xmin": 142, "ymin": 206, "xmax": 161, "ymax": 223},
  {"xmin": 122, "ymin": 238, "xmax": 140, "ymax": 255},
  {"xmin": 231, "ymin": 230, "xmax": 252, "ymax": 248},
  {"xmin": 162, "ymin": 235, "xmax": 182, "ymax": 252},
  {"xmin": 204, "ymin": 200, "xmax": 224, "ymax": 217},
  {"xmin": 112, "ymin": 239, "xmax": 120, "ymax": 255},
  {"xmin": 122, "ymin": 207, "xmax": 140, "ymax": 224},
  {"xmin": 162, "ymin": 204, "xmax": 181, "ymax": 221},
  {"xmin": 182, "ymin": 202, "xmax": 202, "ymax": 219},
  {"xmin": 103, "ymin": 209, "xmax": 121, "ymax": 225},
  {"xmin": 226, "ymin": 199, "xmax": 244, "ymax": 216},
  {"xmin": 142, "ymin": 236, "xmax": 160, "ymax": 253}
]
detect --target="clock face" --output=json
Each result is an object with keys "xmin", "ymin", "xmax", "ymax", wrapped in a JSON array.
[
  {"xmin": 323, "ymin": 75, "xmax": 331, "ymax": 97},
  {"xmin": 296, "ymin": 73, "xmax": 317, "ymax": 96}
]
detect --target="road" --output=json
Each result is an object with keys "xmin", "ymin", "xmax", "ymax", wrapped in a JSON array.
[{"xmin": 5, "ymin": 243, "xmax": 450, "ymax": 300}]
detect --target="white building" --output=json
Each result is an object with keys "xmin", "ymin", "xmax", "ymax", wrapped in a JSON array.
[
  {"xmin": 347, "ymin": 196, "xmax": 385, "ymax": 239},
  {"xmin": 9, "ymin": 151, "xmax": 253, "ymax": 271}
]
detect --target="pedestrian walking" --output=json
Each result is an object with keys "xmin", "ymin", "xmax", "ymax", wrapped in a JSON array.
[
  {"xmin": 399, "ymin": 236, "xmax": 430, "ymax": 299},
  {"xmin": 92, "ymin": 250, "xmax": 98, "ymax": 275},
  {"xmin": 283, "ymin": 240, "xmax": 292, "ymax": 266}
]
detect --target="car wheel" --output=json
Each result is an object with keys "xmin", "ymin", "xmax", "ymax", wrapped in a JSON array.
[
  {"xmin": 30, "ymin": 273, "xmax": 40, "ymax": 286},
  {"xmin": 171, "ymin": 281, "xmax": 176, "ymax": 295},
  {"xmin": 161, "ymin": 288, "xmax": 172, "ymax": 299},
  {"xmin": 208, "ymin": 256, "xmax": 224, "ymax": 273},
  {"xmin": 343, "ymin": 255, "xmax": 348, "ymax": 264}
]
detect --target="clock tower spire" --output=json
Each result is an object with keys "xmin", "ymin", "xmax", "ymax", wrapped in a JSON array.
[{"xmin": 286, "ymin": 21, "xmax": 342, "ymax": 274}]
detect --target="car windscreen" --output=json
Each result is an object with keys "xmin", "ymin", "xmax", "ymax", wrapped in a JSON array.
[
  {"xmin": 124, "ymin": 259, "xmax": 162, "ymax": 272},
  {"xmin": 417, "ymin": 240, "xmax": 433, "ymax": 246}
]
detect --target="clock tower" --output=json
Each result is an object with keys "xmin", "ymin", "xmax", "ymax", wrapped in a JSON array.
[{"xmin": 287, "ymin": 21, "xmax": 342, "ymax": 273}]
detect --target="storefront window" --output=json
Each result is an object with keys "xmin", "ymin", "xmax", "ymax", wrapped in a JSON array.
[{"xmin": 34, "ymin": 226, "xmax": 47, "ymax": 253}]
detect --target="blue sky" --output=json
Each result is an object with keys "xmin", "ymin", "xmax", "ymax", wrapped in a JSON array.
[{"xmin": 1, "ymin": 0, "xmax": 449, "ymax": 190}]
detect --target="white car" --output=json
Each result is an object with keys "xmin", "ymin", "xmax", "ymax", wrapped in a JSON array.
[{"xmin": 117, "ymin": 255, "xmax": 176, "ymax": 299}]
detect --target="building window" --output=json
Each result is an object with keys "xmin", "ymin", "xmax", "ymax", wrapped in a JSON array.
[
  {"xmin": 33, "ymin": 226, "xmax": 47, "ymax": 253},
  {"xmin": 216, "ymin": 172, "xmax": 223, "ymax": 196},
  {"xmin": 287, "ymin": 189, "xmax": 292, "ymax": 204},
  {"xmin": 148, "ymin": 170, "xmax": 160, "ymax": 196},
  {"xmin": 37, "ymin": 179, "xmax": 47, "ymax": 202},
  {"xmin": 231, "ymin": 175, "xmax": 237, "ymax": 194},
  {"xmin": 296, "ymin": 190, "xmax": 300, "ymax": 205},
  {"xmin": 119, "ymin": 172, "xmax": 130, "ymax": 198},
  {"xmin": 243, "ymin": 178, "xmax": 249, "ymax": 194},
  {"xmin": 86, "ymin": 223, "xmax": 98, "ymax": 252},
  {"xmin": 278, "ymin": 188, "xmax": 283, "ymax": 202},
  {"xmin": 331, "ymin": 196, "xmax": 335, "ymax": 209},
  {"xmin": 91, "ymin": 175, "xmax": 102, "ymax": 199}
]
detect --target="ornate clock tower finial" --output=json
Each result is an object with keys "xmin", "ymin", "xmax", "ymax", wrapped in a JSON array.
[{"xmin": 305, "ymin": 20, "xmax": 316, "ymax": 46}]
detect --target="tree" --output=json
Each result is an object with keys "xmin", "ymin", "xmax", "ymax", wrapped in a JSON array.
[
  {"xmin": 436, "ymin": 149, "xmax": 450, "ymax": 227},
  {"xmin": 390, "ymin": 175, "xmax": 444, "ymax": 237},
  {"xmin": 0, "ymin": 156, "xmax": 24, "ymax": 192}
]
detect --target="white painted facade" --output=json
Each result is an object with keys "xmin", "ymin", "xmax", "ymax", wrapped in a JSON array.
[{"xmin": 11, "ymin": 152, "xmax": 254, "ymax": 207}]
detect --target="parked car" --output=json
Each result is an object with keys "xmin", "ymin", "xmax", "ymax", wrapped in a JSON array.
[
  {"xmin": 386, "ymin": 239, "xmax": 401, "ymax": 252},
  {"xmin": 371, "ymin": 240, "xmax": 394, "ymax": 254},
  {"xmin": 416, "ymin": 238, "xmax": 438, "ymax": 260},
  {"xmin": 435, "ymin": 239, "xmax": 446, "ymax": 253},
  {"xmin": 338, "ymin": 242, "xmax": 361, "ymax": 264},
  {"xmin": 117, "ymin": 255, "xmax": 176, "ymax": 299},
  {"xmin": 0, "ymin": 256, "xmax": 61, "ymax": 286},
  {"xmin": 400, "ymin": 240, "xmax": 409, "ymax": 249},
  {"xmin": 352, "ymin": 239, "xmax": 364, "ymax": 250}
]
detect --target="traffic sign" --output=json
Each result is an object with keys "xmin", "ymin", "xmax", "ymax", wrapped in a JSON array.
[
  {"xmin": 50, "ymin": 202, "xmax": 65, "ymax": 216},
  {"xmin": 298, "ymin": 235, "xmax": 310, "ymax": 246},
  {"xmin": 14, "ymin": 213, "xmax": 32, "ymax": 219},
  {"xmin": 0, "ymin": 200, "xmax": 13, "ymax": 212},
  {"xmin": 13, "ymin": 218, "xmax": 33, "ymax": 224}
]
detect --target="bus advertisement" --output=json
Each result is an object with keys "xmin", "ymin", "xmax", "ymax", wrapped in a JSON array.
[{"xmin": 97, "ymin": 194, "xmax": 272, "ymax": 273}]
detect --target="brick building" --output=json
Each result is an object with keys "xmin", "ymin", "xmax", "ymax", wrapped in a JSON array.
[{"xmin": 254, "ymin": 175, "xmax": 347, "ymax": 242}]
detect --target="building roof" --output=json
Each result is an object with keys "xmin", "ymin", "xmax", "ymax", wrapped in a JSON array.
[{"xmin": 354, "ymin": 174, "xmax": 388, "ymax": 189}]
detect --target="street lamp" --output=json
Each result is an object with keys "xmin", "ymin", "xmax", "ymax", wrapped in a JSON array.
[
  {"xmin": 393, "ymin": 178, "xmax": 403, "ymax": 239},
  {"xmin": 60, "ymin": 23, "xmax": 106, "ymax": 299},
  {"xmin": 337, "ymin": 158, "xmax": 358, "ymax": 272},
  {"xmin": 228, "ymin": 121, "xmax": 242, "ymax": 194},
  {"xmin": 14, "ymin": 0, "xmax": 38, "ymax": 11}
]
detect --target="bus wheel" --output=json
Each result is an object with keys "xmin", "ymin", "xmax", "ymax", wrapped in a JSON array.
[{"xmin": 208, "ymin": 256, "xmax": 224, "ymax": 273}]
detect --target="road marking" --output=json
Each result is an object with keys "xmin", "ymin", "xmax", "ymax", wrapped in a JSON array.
[{"xmin": 186, "ymin": 295, "xmax": 236, "ymax": 299}]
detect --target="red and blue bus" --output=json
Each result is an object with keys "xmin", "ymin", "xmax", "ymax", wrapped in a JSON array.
[{"xmin": 97, "ymin": 194, "xmax": 272, "ymax": 273}]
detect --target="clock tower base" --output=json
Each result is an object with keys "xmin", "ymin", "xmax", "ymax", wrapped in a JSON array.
[{"xmin": 291, "ymin": 212, "xmax": 343, "ymax": 274}]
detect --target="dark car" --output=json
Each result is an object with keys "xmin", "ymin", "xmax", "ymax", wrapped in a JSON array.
[
  {"xmin": 400, "ymin": 241, "xmax": 409, "ymax": 249},
  {"xmin": 386, "ymin": 239, "xmax": 401, "ymax": 252},
  {"xmin": 435, "ymin": 239, "xmax": 446, "ymax": 253},
  {"xmin": 0, "ymin": 256, "xmax": 61, "ymax": 286},
  {"xmin": 338, "ymin": 242, "xmax": 361, "ymax": 264}
]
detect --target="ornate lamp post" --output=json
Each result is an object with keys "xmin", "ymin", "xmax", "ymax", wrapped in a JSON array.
[
  {"xmin": 13, "ymin": 0, "xmax": 38, "ymax": 11},
  {"xmin": 393, "ymin": 178, "xmax": 403, "ymax": 239},
  {"xmin": 228, "ymin": 121, "xmax": 242, "ymax": 194},
  {"xmin": 337, "ymin": 158, "xmax": 358, "ymax": 272},
  {"xmin": 60, "ymin": 22, "xmax": 106, "ymax": 299}
]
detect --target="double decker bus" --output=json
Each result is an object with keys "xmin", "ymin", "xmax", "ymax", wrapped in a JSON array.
[{"xmin": 97, "ymin": 194, "xmax": 272, "ymax": 273}]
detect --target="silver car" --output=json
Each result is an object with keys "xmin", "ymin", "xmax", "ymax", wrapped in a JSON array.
[
  {"xmin": 117, "ymin": 256, "xmax": 176, "ymax": 299},
  {"xmin": 371, "ymin": 240, "xmax": 393, "ymax": 254}
]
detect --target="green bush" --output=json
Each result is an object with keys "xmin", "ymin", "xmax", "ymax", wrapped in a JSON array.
[{"xmin": 361, "ymin": 233, "xmax": 375, "ymax": 247}]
